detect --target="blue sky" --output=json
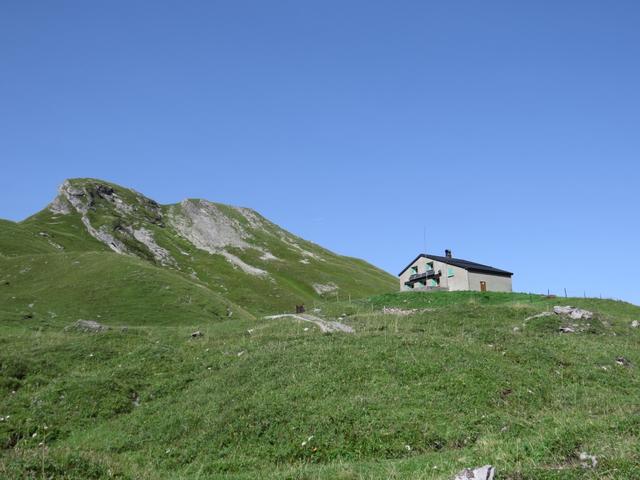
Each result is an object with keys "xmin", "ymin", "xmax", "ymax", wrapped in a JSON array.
[{"xmin": 1, "ymin": 1, "xmax": 639, "ymax": 303}]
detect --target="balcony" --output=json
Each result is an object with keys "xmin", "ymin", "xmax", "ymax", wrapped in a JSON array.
[{"xmin": 408, "ymin": 269, "xmax": 438, "ymax": 283}]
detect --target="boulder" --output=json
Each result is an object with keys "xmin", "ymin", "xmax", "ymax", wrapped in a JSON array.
[
  {"xmin": 579, "ymin": 452, "xmax": 598, "ymax": 469},
  {"xmin": 559, "ymin": 326, "xmax": 576, "ymax": 333},
  {"xmin": 553, "ymin": 306, "xmax": 593, "ymax": 320},
  {"xmin": 71, "ymin": 320, "xmax": 109, "ymax": 333},
  {"xmin": 615, "ymin": 356, "xmax": 631, "ymax": 367},
  {"xmin": 191, "ymin": 330, "xmax": 204, "ymax": 338},
  {"xmin": 453, "ymin": 465, "xmax": 495, "ymax": 480},
  {"xmin": 631, "ymin": 320, "xmax": 639, "ymax": 328}
]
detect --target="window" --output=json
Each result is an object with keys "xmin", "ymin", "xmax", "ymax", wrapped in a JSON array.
[
  {"xmin": 410, "ymin": 266, "xmax": 418, "ymax": 275},
  {"xmin": 426, "ymin": 262, "xmax": 434, "ymax": 271},
  {"xmin": 447, "ymin": 267, "xmax": 455, "ymax": 277}
]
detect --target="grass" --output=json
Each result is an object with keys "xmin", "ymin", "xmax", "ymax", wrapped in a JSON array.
[
  {"xmin": 1, "ymin": 179, "xmax": 638, "ymax": 478},
  {"xmin": 0, "ymin": 252, "xmax": 252, "ymax": 328},
  {"xmin": 1, "ymin": 290, "xmax": 639, "ymax": 479}
]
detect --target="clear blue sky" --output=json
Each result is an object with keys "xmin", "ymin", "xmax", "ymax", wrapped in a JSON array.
[{"xmin": 1, "ymin": 1, "xmax": 639, "ymax": 304}]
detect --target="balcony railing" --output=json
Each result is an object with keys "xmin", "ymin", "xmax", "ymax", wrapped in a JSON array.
[{"xmin": 408, "ymin": 269, "xmax": 437, "ymax": 282}]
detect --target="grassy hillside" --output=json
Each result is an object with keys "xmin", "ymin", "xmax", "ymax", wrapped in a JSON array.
[
  {"xmin": 0, "ymin": 220, "xmax": 59, "ymax": 256},
  {"xmin": 2, "ymin": 291, "xmax": 639, "ymax": 479},
  {"xmin": 0, "ymin": 252, "xmax": 252, "ymax": 328}
]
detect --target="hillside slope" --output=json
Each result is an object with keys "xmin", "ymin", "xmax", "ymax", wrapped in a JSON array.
[
  {"xmin": 1, "ymin": 292, "xmax": 638, "ymax": 479},
  {"xmin": 0, "ymin": 251, "xmax": 252, "ymax": 327},
  {"xmin": 5, "ymin": 178, "xmax": 396, "ymax": 316}
]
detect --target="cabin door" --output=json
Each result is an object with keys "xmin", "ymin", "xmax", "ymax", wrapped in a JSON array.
[{"xmin": 480, "ymin": 281, "xmax": 487, "ymax": 292}]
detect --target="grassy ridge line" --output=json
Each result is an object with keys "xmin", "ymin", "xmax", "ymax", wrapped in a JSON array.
[{"xmin": 1, "ymin": 291, "xmax": 639, "ymax": 479}]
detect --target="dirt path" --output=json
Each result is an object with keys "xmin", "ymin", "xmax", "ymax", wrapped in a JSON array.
[{"xmin": 264, "ymin": 313, "xmax": 355, "ymax": 333}]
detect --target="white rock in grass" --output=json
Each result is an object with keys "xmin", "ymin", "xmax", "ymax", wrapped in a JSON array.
[
  {"xmin": 631, "ymin": 320, "xmax": 639, "ymax": 328},
  {"xmin": 559, "ymin": 326, "xmax": 575, "ymax": 333},
  {"xmin": 579, "ymin": 452, "xmax": 598, "ymax": 469},
  {"xmin": 553, "ymin": 306, "xmax": 593, "ymax": 320},
  {"xmin": 70, "ymin": 319, "xmax": 109, "ymax": 333},
  {"xmin": 453, "ymin": 465, "xmax": 495, "ymax": 480}
]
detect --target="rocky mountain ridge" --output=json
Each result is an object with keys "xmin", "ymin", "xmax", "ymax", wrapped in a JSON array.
[{"xmin": 3, "ymin": 178, "xmax": 395, "ymax": 315}]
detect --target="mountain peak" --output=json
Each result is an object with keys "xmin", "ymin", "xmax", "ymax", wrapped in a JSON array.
[{"xmin": 9, "ymin": 178, "xmax": 395, "ymax": 314}]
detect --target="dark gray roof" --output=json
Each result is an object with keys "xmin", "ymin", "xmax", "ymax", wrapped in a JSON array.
[{"xmin": 398, "ymin": 253, "xmax": 513, "ymax": 277}]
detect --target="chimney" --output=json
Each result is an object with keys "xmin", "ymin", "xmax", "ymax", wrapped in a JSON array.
[{"xmin": 445, "ymin": 249, "xmax": 452, "ymax": 258}]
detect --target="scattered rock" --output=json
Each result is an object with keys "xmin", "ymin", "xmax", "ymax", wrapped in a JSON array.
[
  {"xmin": 453, "ymin": 465, "xmax": 495, "ymax": 480},
  {"xmin": 615, "ymin": 356, "xmax": 631, "ymax": 367},
  {"xmin": 265, "ymin": 313, "xmax": 355, "ymax": 333},
  {"xmin": 190, "ymin": 330, "xmax": 204, "ymax": 338},
  {"xmin": 553, "ymin": 306, "xmax": 593, "ymax": 320},
  {"xmin": 631, "ymin": 320, "xmax": 639, "ymax": 328},
  {"xmin": 70, "ymin": 320, "xmax": 109, "ymax": 333},
  {"xmin": 382, "ymin": 306, "xmax": 433, "ymax": 316},
  {"xmin": 559, "ymin": 326, "xmax": 576, "ymax": 334},
  {"xmin": 259, "ymin": 251, "xmax": 278, "ymax": 261},
  {"xmin": 579, "ymin": 452, "xmax": 598, "ymax": 469},
  {"xmin": 312, "ymin": 283, "xmax": 339, "ymax": 295}
]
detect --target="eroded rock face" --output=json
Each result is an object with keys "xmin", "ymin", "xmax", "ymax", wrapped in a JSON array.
[
  {"xmin": 170, "ymin": 200, "xmax": 252, "ymax": 251},
  {"xmin": 131, "ymin": 227, "xmax": 177, "ymax": 267},
  {"xmin": 44, "ymin": 179, "xmax": 340, "ymax": 282},
  {"xmin": 48, "ymin": 194, "xmax": 72, "ymax": 214},
  {"xmin": 168, "ymin": 200, "xmax": 271, "ymax": 276},
  {"xmin": 49, "ymin": 181, "xmax": 132, "ymax": 254},
  {"xmin": 48, "ymin": 180, "xmax": 178, "ymax": 264}
]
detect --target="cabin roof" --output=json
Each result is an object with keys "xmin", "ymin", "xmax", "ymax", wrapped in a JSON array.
[{"xmin": 398, "ymin": 253, "xmax": 513, "ymax": 277}]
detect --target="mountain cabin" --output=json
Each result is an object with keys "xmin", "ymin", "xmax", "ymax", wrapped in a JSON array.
[{"xmin": 399, "ymin": 250, "xmax": 513, "ymax": 292}]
